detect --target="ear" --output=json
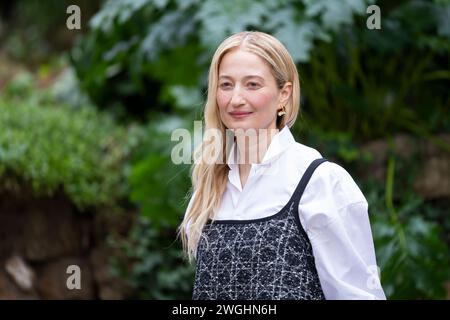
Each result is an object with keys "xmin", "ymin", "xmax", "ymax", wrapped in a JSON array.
[{"xmin": 279, "ymin": 82, "xmax": 292, "ymax": 106}]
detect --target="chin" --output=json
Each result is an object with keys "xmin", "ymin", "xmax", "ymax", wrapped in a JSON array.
[{"xmin": 226, "ymin": 122, "xmax": 256, "ymax": 132}]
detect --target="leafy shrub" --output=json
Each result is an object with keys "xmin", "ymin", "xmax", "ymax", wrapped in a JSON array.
[
  {"xmin": 66, "ymin": 0, "xmax": 450, "ymax": 299},
  {"xmin": 0, "ymin": 75, "xmax": 136, "ymax": 210},
  {"xmin": 128, "ymin": 113, "xmax": 193, "ymax": 227},
  {"xmin": 364, "ymin": 156, "xmax": 450, "ymax": 299},
  {"xmin": 299, "ymin": 0, "xmax": 450, "ymax": 142},
  {"xmin": 109, "ymin": 216, "xmax": 195, "ymax": 299},
  {"xmin": 0, "ymin": 0, "xmax": 101, "ymax": 62},
  {"xmin": 72, "ymin": 0, "xmax": 372, "ymax": 118}
]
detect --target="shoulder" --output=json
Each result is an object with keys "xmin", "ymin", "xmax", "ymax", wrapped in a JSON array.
[
  {"xmin": 289, "ymin": 141, "xmax": 323, "ymax": 165},
  {"xmin": 287, "ymin": 142, "xmax": 367, "ymax": 206},
  {"xmin": 313, "ymin": 161, "xmax": 367, "ymax": 206}
]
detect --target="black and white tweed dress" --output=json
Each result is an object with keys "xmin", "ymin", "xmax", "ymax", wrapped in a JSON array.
[{"xmin": 192, "ymin": 158, "xmax": 328, "ymax": 300}]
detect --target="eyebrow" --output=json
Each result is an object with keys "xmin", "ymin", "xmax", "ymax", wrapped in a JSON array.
[{"xmin": 218, "ymin": 75, "xmax": 265, "ymax": 82}]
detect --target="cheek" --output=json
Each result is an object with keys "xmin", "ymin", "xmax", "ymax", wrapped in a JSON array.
[
  {"xmin": 248, "ymin": 91, "xmax": 277, "ymax": 111},
  {"xmin": 216, "ymin": 91, "xmax": 230, "ymax": 109}
]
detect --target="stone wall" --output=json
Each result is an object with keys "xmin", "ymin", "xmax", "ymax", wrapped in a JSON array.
[
  {"xmin": 0, "ymin": 189, "xmax": 134, "ymax": 299},
  {"xmin": 360, "ymin": 134, "xmax": 450, "ymax": 199}
]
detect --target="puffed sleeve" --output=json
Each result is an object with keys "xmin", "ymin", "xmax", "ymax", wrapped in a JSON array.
[{"xmin": 298, "ymin": 162, "xmax": 386, "ymax": 300}]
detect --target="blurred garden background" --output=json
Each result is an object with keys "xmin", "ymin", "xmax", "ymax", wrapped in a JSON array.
[{"xmin": 0, "ymin": 0, "xmax": 449, "ymax": 299}]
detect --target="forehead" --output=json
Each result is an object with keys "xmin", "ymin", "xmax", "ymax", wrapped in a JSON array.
[{"xmin": 218, "ymin": 49, "xmax": 272, "ymax": 79}]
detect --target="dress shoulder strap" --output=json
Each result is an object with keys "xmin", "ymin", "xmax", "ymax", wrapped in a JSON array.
[{"xmin": 292, "ymin": 158, "xmax": 328, "ymax": 205}]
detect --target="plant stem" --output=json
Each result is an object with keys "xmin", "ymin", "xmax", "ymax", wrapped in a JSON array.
[{"xmin": 385, "ymin": 154, "xmax": 407, "ymax": 251}]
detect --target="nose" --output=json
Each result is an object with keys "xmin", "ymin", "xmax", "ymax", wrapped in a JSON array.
[{"xmin": 229, "ymin": 85, "xmax": 246, "ymax": 107}]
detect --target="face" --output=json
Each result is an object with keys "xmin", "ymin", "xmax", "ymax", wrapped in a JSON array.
[{"xmin": 216, "ymin": 48, "xmax": 291, "ymax": 132}]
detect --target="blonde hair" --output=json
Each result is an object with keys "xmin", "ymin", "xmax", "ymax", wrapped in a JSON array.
[{"xmin": 178, "ymin": 31, "xmax": 301, "ymax": 261}]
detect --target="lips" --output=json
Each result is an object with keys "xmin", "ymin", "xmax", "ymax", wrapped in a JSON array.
[{"xmin": 229, "ymin": 111, "xmax": 253, "ymax": 118}]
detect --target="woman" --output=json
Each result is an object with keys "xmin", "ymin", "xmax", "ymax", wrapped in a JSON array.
[{"xmin": 179, "ymin": 31, "xmax": 386, "ymax": 300}]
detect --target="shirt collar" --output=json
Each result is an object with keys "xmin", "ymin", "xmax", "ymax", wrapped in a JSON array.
[{"xmin": 226, "ymin": 125, "xmax": 296, "ymax": 170}]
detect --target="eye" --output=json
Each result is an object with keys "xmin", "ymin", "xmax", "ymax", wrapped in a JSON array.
[
  {"xmin": 247, "ymin": 82, "xmax": 261, "ymax": 89},
  {"xmin": 219, "ymin": 82, "xmax": 232, "ymax": 90}
]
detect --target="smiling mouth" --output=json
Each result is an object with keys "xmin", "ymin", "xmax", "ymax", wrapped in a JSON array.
[{"xmin": 229, "ymin": 112, "xmax": 253, "ymax": 119}]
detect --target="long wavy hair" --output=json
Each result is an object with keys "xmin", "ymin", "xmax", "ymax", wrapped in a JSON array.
[{"xmin": 178, "ymin": 31, "xmax": 301, "ymax": 261}]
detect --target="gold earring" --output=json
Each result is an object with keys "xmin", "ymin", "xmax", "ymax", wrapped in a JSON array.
[{"xmin": 277, "ymin": 105, "xmax": 286, "ymax": 116}]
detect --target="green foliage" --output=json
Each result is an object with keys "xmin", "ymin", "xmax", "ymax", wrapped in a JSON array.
[
  {"xmin": 63, "ymin": 0, "xmax": 450, "ymax": 299},
  {"xmin": 72, "ymin": 0, "xmax": 449, "ymax": 138},
  {"xmin": 72, "ymin": 0, "xmax": 371, "ymax": 118},
  {"xmin": 0, "ymin": 74, "xmax": 134, "ymax": 210},
  {"xmin": 116, "ymin": 113, "xmax": 195, "ymax": 299},
  {"xmin": 109, "ymin": 216, "xmax": 195, "ymax": 299},
  {"xmin": 0, "ymin": 0, "xmax": 65, "ymax": 60},
  {"xmin": 298, "ymin": 128, "xmax": 450, "ymax": 299},
  {"xmin": 128, "ymin": 114, "xmax": 193, "ymax": 227},
  {"xmin": 299, "ymin": 0, "xmax": 450, "ymax": 142},
  {"xmin": 297, "ymin": 126, "xmax": 362, "ymax": 164},
  {"xmin": 0, "ymin": 0, "xmax": 101, "ymax": 63},
  {"xmin": 364, "ymin": 156, "xmax": 450, "ymax": 299}
]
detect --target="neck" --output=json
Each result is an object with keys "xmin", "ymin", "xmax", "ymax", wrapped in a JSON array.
[{"xmin": 235, "ymin": 127, "xmax": 279, "ymax": 165}]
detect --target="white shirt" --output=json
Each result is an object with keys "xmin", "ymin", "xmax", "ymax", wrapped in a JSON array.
[{"xmin": 185, "ymin": 125, "xmax": 386, "ymax": 300}]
